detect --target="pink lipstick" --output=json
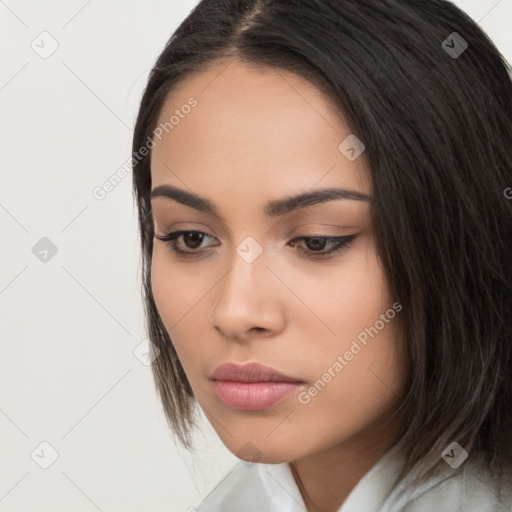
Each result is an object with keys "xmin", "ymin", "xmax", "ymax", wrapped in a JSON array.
[{"xmin": 210, "ymin": 362, "xmax": 305, "ymax": 411}]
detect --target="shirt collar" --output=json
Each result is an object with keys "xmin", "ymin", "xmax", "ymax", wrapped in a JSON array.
[
  {"xmin": 196, "ymin": 440, "xmax": 407, "ymax": 512},
  {"xmin": 259, "ymin": 440, "xmax": 407, "ymax": 512}
]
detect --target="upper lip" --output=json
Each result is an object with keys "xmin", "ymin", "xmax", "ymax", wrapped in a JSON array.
[{"xmin": 211, "ymin": 362, "xmax": 304, "ymax": 383}]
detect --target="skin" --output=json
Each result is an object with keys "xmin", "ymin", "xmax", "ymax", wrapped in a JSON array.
[{"xmin": 150, "ymin": 57, "xmax": 407, "ymax": 512}]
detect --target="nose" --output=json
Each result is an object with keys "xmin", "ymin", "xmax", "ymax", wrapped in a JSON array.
[{"xmin": 210, "ymin": 244, "xmax": 287, "ymax": 342}]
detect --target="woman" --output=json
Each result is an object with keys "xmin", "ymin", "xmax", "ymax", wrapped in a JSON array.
[{"xmin": 131, "ymin": 0, "xmax": 512, "ymax": 510}]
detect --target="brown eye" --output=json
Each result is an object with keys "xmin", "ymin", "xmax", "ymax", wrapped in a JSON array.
[
  {"xmin": 303, "ymin": 237, "xmax": 329, "ymax": 251},
  {"xmin": 182, "ymin": 231, "xmax": 206, "ymax": 249},
  {"xmin": 289, "ymin": 235, "xmax": 357, "ymax": 259},
  {"xmin": 155, "ymin": 230, "xmax": 218, "ymax": 255}
]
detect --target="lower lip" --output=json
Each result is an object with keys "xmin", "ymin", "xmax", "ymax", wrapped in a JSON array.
[{"xmin": 213, "ymin": 380, "xmax": 303, "ymax": 410}]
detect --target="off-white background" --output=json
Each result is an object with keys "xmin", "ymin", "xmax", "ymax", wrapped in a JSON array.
[{"xmin": 0, "ymin": 1, "xmax": 510, "ymax": 511}]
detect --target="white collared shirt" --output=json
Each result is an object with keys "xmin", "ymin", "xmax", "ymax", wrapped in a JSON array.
[{"xmin": 194, "ymin": 441, "xmax": 512, "ymax": 511}]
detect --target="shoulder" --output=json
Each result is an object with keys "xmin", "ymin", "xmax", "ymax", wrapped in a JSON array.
[{"xmin": 398, "ymin": 460, "xmax": 512, "ymax": 512}]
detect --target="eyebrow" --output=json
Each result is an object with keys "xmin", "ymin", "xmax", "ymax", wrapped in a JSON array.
[{"xmin": 150, "ymin": 184, "xmax": 371, "ymax": 217}]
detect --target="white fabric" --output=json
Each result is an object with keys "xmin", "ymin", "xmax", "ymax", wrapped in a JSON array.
[{"xmin": 194, "ymin": 441, "xmax": 512, "ymax": 511}]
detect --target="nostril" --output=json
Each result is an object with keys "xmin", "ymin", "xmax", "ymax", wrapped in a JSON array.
[{"xmin": 250, "ymin": 327, "xmax": 267, "ymax": 334}]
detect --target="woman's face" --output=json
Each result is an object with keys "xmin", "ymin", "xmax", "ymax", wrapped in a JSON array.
[{"xmin": 150, "ymin": 58, "xmax": 406, "ymax": 464}]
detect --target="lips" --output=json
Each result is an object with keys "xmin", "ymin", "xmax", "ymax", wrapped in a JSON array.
[
  {"xmin": 210, "ymin": 362, "xmax": 304, "ymax": 411},
  {"xmin": 210, "ymin": 362, "xmax": 304, "ymax": 383}
]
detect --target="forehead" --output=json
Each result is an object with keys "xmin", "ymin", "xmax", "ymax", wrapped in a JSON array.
[{"xmin": 150, "ymin": 58, "xmax": 370, "ymax": 198}]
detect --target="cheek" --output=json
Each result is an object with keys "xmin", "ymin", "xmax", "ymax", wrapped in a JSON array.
[
  {"xmin": 293, "ymin": 245, "xmax": 404, "ymax": 419},
  {"xmin": 151, "ymin": 248, "xmax": 179, "ymax": 328},
  {"xmin": 291, "ymin": 239, "xmax": 393, "ymax": 341},
  {"xmin": 333, "ymin": 254, "xmax": 402, "ymax": 384},
  {"xmin": 150, "ymin": 248, "xmax": 207, "ymax": 365}
]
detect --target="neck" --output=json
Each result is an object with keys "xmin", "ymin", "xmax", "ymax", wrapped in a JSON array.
[{"xmin": 289, "ymin": 417, "xmax": 403, "ymax": 512}]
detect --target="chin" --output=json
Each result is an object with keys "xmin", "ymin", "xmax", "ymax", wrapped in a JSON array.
[{"xmin": 223, "ymin": 438, "xmax": 306, "ymax": 465}]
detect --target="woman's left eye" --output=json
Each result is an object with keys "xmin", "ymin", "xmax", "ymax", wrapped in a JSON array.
[
  {"xmin": 155, "ymin": 230, "xmax": 357, "ymax": 259},
  {"xmin": 289, "ymin": 234, "xmax": 357, "ymax": 258}
]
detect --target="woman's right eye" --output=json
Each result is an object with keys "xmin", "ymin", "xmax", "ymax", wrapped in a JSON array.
[{"xmin": 155, "ymin": 230, "xmax": 219, "ymax": 255}]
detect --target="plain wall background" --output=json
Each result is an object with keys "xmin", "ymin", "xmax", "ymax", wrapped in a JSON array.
[{"xmin": 1, "ymin": 1, "xmax": 510, "ymax": 511}]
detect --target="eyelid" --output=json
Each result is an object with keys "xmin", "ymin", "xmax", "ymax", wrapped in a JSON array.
[{"xmin": 292, "ymin": 222, "xmax": 355, "ymax": 232}]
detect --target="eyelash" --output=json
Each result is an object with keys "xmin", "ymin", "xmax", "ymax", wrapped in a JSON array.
[{"xmin": 154, "ymin": 230, "xmax": 357, "ymax": 260}]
